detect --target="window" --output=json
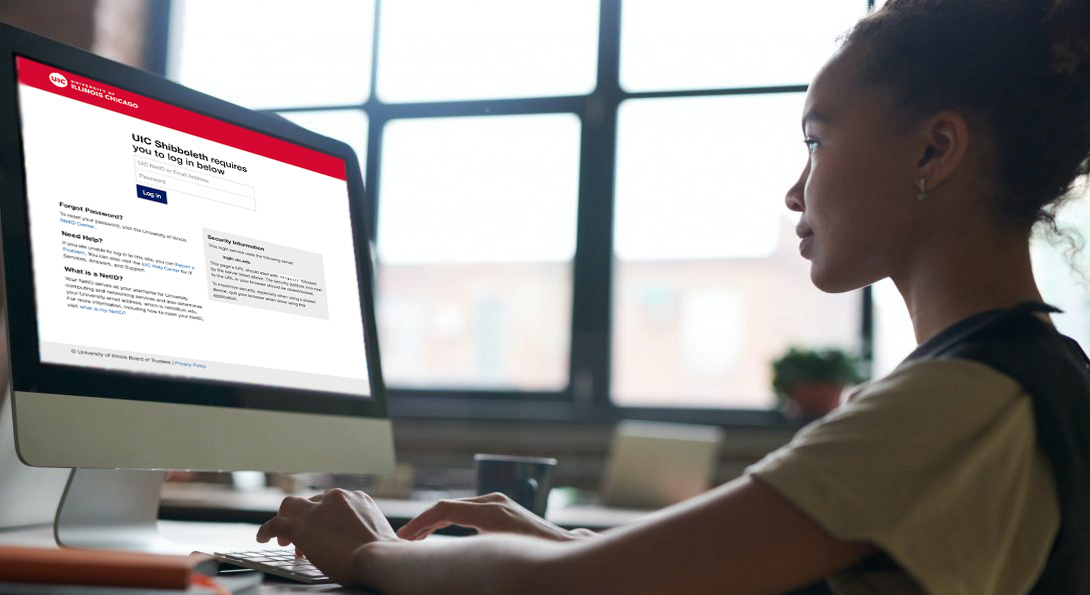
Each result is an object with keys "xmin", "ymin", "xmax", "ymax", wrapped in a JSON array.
[
  {"xmin": 169, "ymin": 0, "xmax": 373, "ymax": 200},
  {"xmin": 376, "ymin": 114, "xmax": 580, "ymax": 390},
  {"xmin": 611, "ymin": 2, "xmax": 867, "ymax": 408},
  {"xmin": 611, "ymin": 94, "xmax": 859, "ymax": 407},
  {"xmin": 1032, "ymin": 188, "xmax": 1090, "ymax": 352},
  {"xmin": 376, "ymin": 0, "xmax": 598, "ymax": 102},
  {"xmin": 871, "ymin": 278, "xmax": 916, "ymax": 377},
  {"xmin": 168, "ymin": 0, "xmax": 914, "ymax": 420},
  {"xmin": 168, "ymin": 0, "xmax": 373, "ymax": 109},
  {"xmin": 872, "ymin": 185, "xmax": 1090, "ymax": 378},
  {"xmin": 620, "ymin": 0, "xmax": 862, "ymax": 92}
]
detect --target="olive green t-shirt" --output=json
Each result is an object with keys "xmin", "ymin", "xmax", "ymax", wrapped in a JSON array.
[{"xmin": 746, "ymin": 358, "xmax": 1059, "ymax": 594}]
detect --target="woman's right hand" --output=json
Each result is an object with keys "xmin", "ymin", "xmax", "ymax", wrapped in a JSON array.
[{"xmin": 395, "ymin": 492, "xmax": 598, "ymax": 542}]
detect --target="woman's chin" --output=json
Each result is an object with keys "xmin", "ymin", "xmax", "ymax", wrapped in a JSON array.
[{"xmin": 809, "ymin": 261, "xmax": 869, "ymax": 294}]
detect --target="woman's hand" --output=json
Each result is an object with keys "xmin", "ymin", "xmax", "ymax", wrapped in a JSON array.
[
  {"xmin": 396, "ymin": 492, "xmax": 598, "ymax": 542},
  {"xmin": 256, "ymin": 488, "xmax": 402, "ymax": 586}
]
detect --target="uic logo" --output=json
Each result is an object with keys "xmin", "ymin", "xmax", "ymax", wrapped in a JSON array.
[{"xmin": 49, "ymin": 72, "xmax": 67, "ymax": 88}]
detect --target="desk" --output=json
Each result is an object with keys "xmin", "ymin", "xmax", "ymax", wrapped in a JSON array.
[
  {"xmin": 159, "ymin": 483, "xmax": 651, "ymax": 533},
  {"xmin": 1, "ymin": 488, "xmax": 648, "ymax": 594}
]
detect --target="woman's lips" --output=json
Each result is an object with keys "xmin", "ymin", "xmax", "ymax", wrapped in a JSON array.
[{"xmin": 799, "ymin": 233, "xmax": 814, "ymax": 256}]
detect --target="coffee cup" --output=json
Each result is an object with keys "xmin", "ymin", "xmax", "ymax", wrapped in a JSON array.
[{"xmin": 474, "ymin": 453, "xmax": 557, "ymax": 517}]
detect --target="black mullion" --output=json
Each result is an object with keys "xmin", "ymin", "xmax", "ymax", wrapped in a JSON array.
[
  {"xmin": 624, "ymin": 84, "xmax": 808, "ymax": 100},
  {"xmin": 364, "ymin": 0, "xmax": 384, "ymax": 244},
  {"xmin": 368, "ymin": 96, "xmax": 587, "ymax": 119},
  {"xmin": 363, "ymin": 108, "xmax": 384, "ymax": 243},
  {"xmin": 861, "ymin": 285, "xmax": 874, "ymax": 378},
  {"xmin": 390, "ymin": 388, "xmax": 568, "ymax": 401},
  {"xmin": 369, "ymin": 0, "xmax": 381, "ymax": 103},
  {"xmin": 864, "ymin": 0, "xmax": 877, "ymax": 376},
  {"xmin": 271, "ymin": 104, "xmax": 366, "ymax": 113},
  {"xmin": 265, "ymin": 87, "xmax": 809, "ymax": 118},
  {"xmin": 270, "ymin": 98, "xmax": 586, "ymax": 118},
  {"xmin": 143, "ymin": 0, "xmax": 172, "ymax": 76},
  {"xmin": 387, "ymin": 397, "xmax": 790, "ymax": 427},
  {"xmin": 566, "ymin": 0, "xmax": 623, "ymax": 411}
]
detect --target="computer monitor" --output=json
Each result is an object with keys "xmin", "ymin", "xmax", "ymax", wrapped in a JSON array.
[{"xmin": 0, "ymin": 24, "xmax": 394, "ymax": 551}]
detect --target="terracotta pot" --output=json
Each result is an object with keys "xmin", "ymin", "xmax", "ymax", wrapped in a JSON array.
[{"xmin": 787, "ymin": 381, "xmax": 845, "ymax": 419}]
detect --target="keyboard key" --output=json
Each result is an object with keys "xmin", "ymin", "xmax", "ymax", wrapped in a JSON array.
[{"xmin": 213, "ymin": 550, "xmax": 332, "ymax": 584}]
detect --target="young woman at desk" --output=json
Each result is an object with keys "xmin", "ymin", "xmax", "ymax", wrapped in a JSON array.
[{"xmin": 257, "ymin": 0, "xmax": 1090, "ymax": 592}]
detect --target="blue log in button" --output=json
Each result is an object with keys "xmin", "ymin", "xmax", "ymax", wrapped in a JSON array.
[{"xmin": 136, "ymin": 184, "xmax": 167, "ymax": 204}]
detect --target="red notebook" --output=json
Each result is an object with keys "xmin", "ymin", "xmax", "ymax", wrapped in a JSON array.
[{"xmin": 0, "ymin": 545, "xmax": 219, "ymax": 590}]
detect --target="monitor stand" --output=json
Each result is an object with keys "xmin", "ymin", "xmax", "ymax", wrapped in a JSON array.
[
  {"xmin": 54, "ymin": 468, "xmax": 275, "ymax": 555},
  {"xmin": 55, "ymin": 468, "xmax": 180, "ymax": 551},
  {"xmin": 54, "ymin": 468, "xmax": 187, "ymax": 554}
]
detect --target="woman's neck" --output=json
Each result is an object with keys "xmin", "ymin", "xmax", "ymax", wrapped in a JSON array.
[{"xmin": 891, "ymin": 227, "xmax": 1044, "ymax": 345}]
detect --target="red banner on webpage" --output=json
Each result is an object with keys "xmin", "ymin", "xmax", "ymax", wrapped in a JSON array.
[{"xmin": 15, "ymin": 56, "xmax": 346, "ymax": 181}]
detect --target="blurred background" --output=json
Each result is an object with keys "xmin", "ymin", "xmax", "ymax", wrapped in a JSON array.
[{"xmin": 4, "ymin": 0, "xmax": 1088, "ymax": 496}]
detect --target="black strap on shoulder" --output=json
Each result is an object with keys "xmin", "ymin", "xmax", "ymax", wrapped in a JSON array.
[{"xmin": 905, "ymin": 301, "xmax": 1090, "ymax": 594}]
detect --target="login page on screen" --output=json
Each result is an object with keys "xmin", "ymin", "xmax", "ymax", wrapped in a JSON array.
[{"xmin": 14, "ymin": 56, "xmax": 371, "ymax": 397}]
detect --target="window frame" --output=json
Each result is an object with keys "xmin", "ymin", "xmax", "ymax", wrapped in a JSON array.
[{"xmin": 158, "ymin": 0, "xmax": 878, "ymax": 427}]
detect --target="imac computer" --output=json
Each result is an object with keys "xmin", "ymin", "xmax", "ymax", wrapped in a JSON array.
[{"xmin": 0, "ymin": 23, "xmax": 395, "ymax": 551}]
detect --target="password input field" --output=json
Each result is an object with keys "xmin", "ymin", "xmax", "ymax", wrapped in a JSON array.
[{"xmin": 134, "ymin": 156, "xmax": 256, "ymax": 210}]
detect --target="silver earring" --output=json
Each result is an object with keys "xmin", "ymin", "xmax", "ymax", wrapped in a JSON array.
[{"xmin": 916, "ymin": 178, "xmax": 928, "ymax": 202}]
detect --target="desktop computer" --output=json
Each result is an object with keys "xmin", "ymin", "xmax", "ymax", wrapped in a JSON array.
[{"xmin": 0, "ymin": 23, "xmax": 394, "ymax": 552}]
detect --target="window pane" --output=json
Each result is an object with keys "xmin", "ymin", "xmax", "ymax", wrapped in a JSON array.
[
  {"xmin": 1033, "ymin": 187, "xmax": 1090, "ymax": 350},
  {"xmin": 872, "ymin": 278, "xmax": 916, "ymax": 377},
  {"xmin": 376, "ymin": 114, "xmax": 581, "ymax": 390},
  {"xmin": 620, "ymin": 0, "xmax": 865, "ymax": 92},
  {"xmin": 377, "ymin": 0, "xmax": 598, "ymax": 102},
  {"xmin": 277, "ymin": 110, "xmax": 368, "ymax": 176},
  {"xmin": 615, "ymin": 95, "xmax": 803, "ymax": 260},
  {"xmin": 612, "ymin": 95, "xmax": 860, "ymax": 408},
  {"xmin": 169, "ymin": 0, "xmax": 373, "ymax": 109},
  {"xmin": 873, "ymin": 190, "xmax": 1090, "ymax": 380}
]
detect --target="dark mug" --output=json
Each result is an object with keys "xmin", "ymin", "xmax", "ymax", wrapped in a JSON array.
[{"xmin": 474, "ymin": 453, "xmax": 557, "ymax": 517}]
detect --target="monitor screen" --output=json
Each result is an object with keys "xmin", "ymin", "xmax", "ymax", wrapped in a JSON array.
[
  {"xmin": 2, "ymin": 23, "xmax": 391, "ymax": 488},
  {"xmin": 14, "ymin": 56, "xmax": 370, "ymax": 399}
]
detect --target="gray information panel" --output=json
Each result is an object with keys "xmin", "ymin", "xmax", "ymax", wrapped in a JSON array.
[{"xmin": 202, "ymin": 228, "xmax": 329, "ymax": 320}]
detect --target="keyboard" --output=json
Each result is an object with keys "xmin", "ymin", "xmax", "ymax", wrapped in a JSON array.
[{"xmin": 213, "ymin": 548, "xmax": 332, "ymax": 584}]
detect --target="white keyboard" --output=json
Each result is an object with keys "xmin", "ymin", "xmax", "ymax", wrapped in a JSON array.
[{"xmin": 214, "ymin": 548, "xmax": 332, "ymax": 584}]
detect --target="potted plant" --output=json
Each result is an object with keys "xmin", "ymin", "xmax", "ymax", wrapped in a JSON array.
[{"xmin": 771, "ymin": 347, "xmax": 866, "ymax": 420}]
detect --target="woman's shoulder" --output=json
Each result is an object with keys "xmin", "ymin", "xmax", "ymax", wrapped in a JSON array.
[
  {"xmin": 840, "ymin": 357, "xmax": 1026, "ymax": 420},
  {"xmin": 754, "ymin": 357, "xmax": 1040, "ymax": 486},
  {"xmin": 749, "ymin": 356, "xmax": 1058, "ymax": 594}
]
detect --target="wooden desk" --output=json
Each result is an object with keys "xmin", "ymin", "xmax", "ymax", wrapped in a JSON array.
[{"xmin": 160, "ymin": 483, "xmax": 650, "ymax": 533}]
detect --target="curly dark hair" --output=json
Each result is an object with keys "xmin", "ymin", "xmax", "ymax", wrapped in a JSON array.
[{"xmin": 844, "ymin": 0, "xmax": 1090, "ymax": 239}]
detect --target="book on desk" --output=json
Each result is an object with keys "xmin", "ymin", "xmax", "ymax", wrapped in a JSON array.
[{"xmin": 0, "ymin": 544, "xmax": 261, "ymax": 593}]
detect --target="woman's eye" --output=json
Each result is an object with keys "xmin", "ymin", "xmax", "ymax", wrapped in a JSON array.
[{"xmin": 803, "ymin": 138, "xmax": 819, "ymax": 151}]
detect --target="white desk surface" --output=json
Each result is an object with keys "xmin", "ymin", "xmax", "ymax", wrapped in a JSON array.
[{"xmin": 161, "ymin": 483, "xmax": 651, "ymax": 531}]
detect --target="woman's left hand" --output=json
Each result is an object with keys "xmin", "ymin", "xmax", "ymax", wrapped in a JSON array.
[{"xmin": 256, "ymin": 488, "xmax": 402, "ymax": 586}]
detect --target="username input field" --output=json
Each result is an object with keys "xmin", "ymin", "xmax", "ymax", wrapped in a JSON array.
[{"xmin": 134, "ymin": 156, "xmax": 256, "ymax": 210}]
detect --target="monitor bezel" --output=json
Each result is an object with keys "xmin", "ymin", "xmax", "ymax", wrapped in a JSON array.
[{"xmin": 0, "ymin": 23, "xmax": 388, "ymax": 421}]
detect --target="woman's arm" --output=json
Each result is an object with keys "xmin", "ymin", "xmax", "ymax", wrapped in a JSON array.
[
  {"xmin": 260, "ymin": 478, "xmax": 873, "ymax": 594},
  {"xmin": 396, "ymin": 491, "xmax": 598, "ymax": 542},
  {"xmin": 532, "ymin": 476, "xmax": 873, "ymax": 594}
]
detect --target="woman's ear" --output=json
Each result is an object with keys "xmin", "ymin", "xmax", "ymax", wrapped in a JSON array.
[{"xmin": 915, "ymin": 110, "xmax": 970, "ymax": 190}]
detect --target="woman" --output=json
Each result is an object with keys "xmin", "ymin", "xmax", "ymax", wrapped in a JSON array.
[{"xmin": 257, "ymin": 0, "xmax": 1090, "ymax": 592}]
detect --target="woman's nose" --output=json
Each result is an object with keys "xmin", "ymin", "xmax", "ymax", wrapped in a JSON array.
[{"xmin": 785, "ymin": 165, "xmax": 806, "ymax": 213}]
